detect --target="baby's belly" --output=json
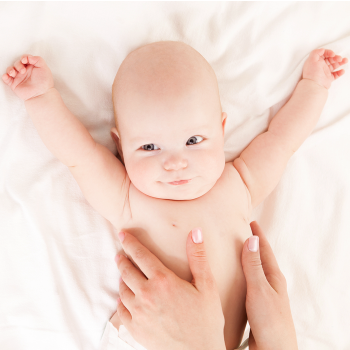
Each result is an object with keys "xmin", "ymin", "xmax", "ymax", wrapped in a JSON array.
[{"xmin": 115, "ymin": 175, "xmax": 252, "ymax": 349}]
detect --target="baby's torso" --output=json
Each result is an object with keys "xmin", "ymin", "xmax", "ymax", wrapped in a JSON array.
[{"xmin": 114, "ymin": 162, "xmax": 252, "ymax": 350}]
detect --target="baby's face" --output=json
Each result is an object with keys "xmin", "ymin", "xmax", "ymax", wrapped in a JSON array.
[
  {"xmin": 112, "ymin": 41, "xmax": 227, "ymax": 200},
  {"xmin": 119, "ymin": 96, "xmax": 226, "ymax": 200}
]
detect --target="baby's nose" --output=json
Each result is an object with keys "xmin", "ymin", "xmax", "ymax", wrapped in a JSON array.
[{"xmin": 163, "ymin": 155, "xmax": 188, "ymax": 171}]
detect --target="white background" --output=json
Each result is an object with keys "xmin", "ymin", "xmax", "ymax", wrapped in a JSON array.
[{"xmin": 1, "ymin": 2, "xmax": 350, "ymax": 349}]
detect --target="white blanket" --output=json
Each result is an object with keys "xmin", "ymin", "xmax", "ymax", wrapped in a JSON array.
[{"xmin": 1, "ymin": 2, "xmax": 349, "ymax": 349}]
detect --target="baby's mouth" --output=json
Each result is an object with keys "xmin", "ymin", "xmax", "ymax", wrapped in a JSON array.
[{"xmin": 167, "ymin": 179, "xmax": 191, "ymax": 185}]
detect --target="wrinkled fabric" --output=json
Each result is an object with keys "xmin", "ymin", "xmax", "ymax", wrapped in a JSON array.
[{"xmin": 1, "ymin": 2, "xmax": 350, "ymax": 350}]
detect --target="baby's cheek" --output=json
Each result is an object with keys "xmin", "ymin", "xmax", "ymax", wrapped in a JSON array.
[
  {"xmin": 127, "ymin": 157, "xmax": 156, "ymax": 192},
  {"xmin": 198, "ymin": 148, "xmax": 225, "ymax": 180}
]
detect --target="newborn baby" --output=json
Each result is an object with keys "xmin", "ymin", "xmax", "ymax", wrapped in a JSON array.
[{"xmin": 2, "ymin": 41, "xmax": 347, "ymax": 350}]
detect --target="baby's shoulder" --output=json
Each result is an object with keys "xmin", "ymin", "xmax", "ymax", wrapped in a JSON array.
[
  {"xmin": 212, "ymin": 162, "xmax": 252, "ymax": 217},
  {"xmin": 218, "ymin": 162, "xmax": 247, "ymax": 188}
]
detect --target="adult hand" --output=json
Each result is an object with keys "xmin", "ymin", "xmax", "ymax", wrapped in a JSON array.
[
  {"xmin": 111, "ymin": 221, "xmax": 299, "ymax": 350},
  {"xmin": 243, "ymin": 221, "xmax": 298, "ymax": 350},
  {"xmin": 112, "ymin": 227, "xmax": 226, "ymax": 350}
]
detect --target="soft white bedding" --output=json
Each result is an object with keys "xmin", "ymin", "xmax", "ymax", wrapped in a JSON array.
[{"xmin": 1, "ymin": 2, "xmax": 349, "ymax": 349}]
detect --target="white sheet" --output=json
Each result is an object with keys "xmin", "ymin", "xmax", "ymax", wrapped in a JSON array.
[{"xmin": 1, "ymin": 2, "xmax": 349, "ymax": 349}]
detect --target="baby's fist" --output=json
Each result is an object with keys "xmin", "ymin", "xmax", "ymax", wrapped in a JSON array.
[
  {"xmin": 2, "ymin": 54, "xmax": 54, "ymax": 101},
  {"xmin": 302, "ymin": 48, "xmax": 348, "ymax": 89}
]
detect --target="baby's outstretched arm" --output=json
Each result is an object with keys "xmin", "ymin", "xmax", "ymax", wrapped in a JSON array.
[
  {"xmin": 3, "ymin": 55, "xmax": 129, "ymax": 225},
  {"xmin": 233, "ymin": 49, "xmax": 348, "ymax": 209}
]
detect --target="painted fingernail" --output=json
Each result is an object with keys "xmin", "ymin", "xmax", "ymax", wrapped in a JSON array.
[
  {"xmin": 192, "ymin": 227, "xmax": 203, "ymax": 244},
  {"xmin": 118, "ymin": 232, "xmax": 125, "ymax": 242},
  {"xmin": 248, "ymin": 236, "xmax": 259, "ymax": 252}
]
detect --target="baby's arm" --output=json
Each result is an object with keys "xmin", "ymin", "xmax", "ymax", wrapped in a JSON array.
[
  {"xmin": 233, "ymin": 49, "xmax": 347, "ymax": 209},
  {"xmin": 3, "ymin": 55, "xmax": 128, "ymax": 225}
]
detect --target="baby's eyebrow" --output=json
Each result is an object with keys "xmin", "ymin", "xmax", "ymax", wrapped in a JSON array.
[
  {"xmin": 130, "ymin": 136, "xmax": 148, "ymax": 143},
  {"xmin": 130, "ymin": 126, "xmax": 212, "ymax": 144}
]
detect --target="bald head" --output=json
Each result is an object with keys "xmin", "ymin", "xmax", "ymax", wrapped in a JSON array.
[
  {"xmin": 112, "ymin": 41, "xmax": 222, "ymax": 136},
  {"xmin": 110, "ymin": 41, "xmax": 227, "ymax": 200}
]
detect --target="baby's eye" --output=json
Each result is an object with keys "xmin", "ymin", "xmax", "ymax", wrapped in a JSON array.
[
  {"xmin": 186, "ymin": 136, "xmax": 203, "ymax": 145},
  {"xmin": 141, "ymin": 144, "xmax": 160, "ymax": 151}
]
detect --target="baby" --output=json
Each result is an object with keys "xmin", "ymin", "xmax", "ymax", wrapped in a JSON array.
[{"xmin": 2, "ymin": 41, "xmax": 347, "ymax": 350}]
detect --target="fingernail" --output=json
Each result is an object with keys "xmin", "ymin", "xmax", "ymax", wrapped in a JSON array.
[
  {"xmin": 192, "ymin": 227, "xmax": 203, "ymax": 244},
  {"xmin": 248, "ymin": 236, "xmax": 259, "ymax": 252},
  {"xmin": 118, "ymin": 232, "xmax": 125, "ymax": 243}
]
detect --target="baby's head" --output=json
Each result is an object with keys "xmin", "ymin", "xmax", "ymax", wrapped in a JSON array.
[{"xmin": 111, "ymin": 41, "xmax": 227, "ymax": 200}]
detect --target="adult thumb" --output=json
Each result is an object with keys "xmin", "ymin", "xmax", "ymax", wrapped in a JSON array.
[
  {"xmin": 241, "ymin": 234, "xmax": 267, "ymax": 290},
  {"xmin": 186, "ymin": 227, "xmax": 216, "ymax": 292}
]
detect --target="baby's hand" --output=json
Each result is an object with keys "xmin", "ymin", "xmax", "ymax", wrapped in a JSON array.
[
  {"xmin": 2, "ymin": 54, "xmax": 54, "ymax": 101},
  {"xmin": 302, "ymin": 48, "xmax": 348, "ymax": 89}
]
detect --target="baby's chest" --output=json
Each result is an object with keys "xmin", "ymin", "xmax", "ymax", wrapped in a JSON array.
[{"xmin": 117, "ymin": 163, "xmax": 252, "ymax": 282}]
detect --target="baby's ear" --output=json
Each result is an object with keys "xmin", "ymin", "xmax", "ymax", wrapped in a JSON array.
[
  {"xmin": 222, "ymin": 112, "xmax": 227, "ymax": 135},
  {"xmin": 110, "ymin": 128, "xmax": 124, "ymax": 165},
  {"xmin": 110, "ymin": 127, "xmax": 120, "ymax": 145}
]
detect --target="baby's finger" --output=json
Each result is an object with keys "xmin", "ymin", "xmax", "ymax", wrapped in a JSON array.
[
  {"xmin": 14, "ymin": 60, "xmax": 26, "ymax": 74},
  {"xmin": 324, "ymin": 49, "xmax": 335, "ymax": 58},
  {"xmin": 2, "ymin": 73, "xmax": 14, "ymax": 86},
  {"xmin": 314, "ymin": 48, "xmax": 325, "ymax": 57},
  {"xmin": 23, "ymin": 55, "xmax": 45, "ymax": 68},
  {"xmin": 328, "ymin": 61, "xmax": 338, "ymax": 71},
  {"xmin": 340, "ymin": 57, "xmax": 348, "ymax": 65},
  {"xmin": 329, "ymin": 57, "xmax": 348, "ymax": 71},
  {"xmin": 332, "ymin": 69, "xmax": 345, "ymax": 80},
  {"xmin": 326, "ymin": 57, "xmax": 337, "ymax": 65},
  {"xmin": 309, "ymin": 49, "xmax": 325, "ymax": 62},
  {"xmin": 334, "ymin": 55, "xmax": 343, "ymax": 62},
  {"xmin": 6, "ymin": 66, "xmax": 17, "ymax": 78},
  {"xmin": 20, "ymin": 54, "xmax": 33, "ymax": 65}
]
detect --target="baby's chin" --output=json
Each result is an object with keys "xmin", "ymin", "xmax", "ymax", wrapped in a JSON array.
[{"xmin": 140, "ymin": 178, "xmax": 218, "ymax": 201}]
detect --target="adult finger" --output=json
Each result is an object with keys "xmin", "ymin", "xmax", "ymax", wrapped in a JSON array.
[
  {"xmin": 117, "ymin": 231, "xmax": 168, "ymax": 280},
  {"xmin": 119, "ymin": 273, "xmax": 140, "ymax": 317},
  {"xmin": 241, "ymin": 230, "xmax": 267, "ymax": 291},
  {"xmin": 116, "ymin": 296, "xmax": 132, "ymax": 328},
  {"xmin": 186, "ymin": 227, "xmax": 217, "ymax": 293},
  {"xmin": 248, "ymin": 329, "xmax": 257, "ymax": 350},
  {"xmin": 115, "ymin": 253, "xmax": 145, "ymax": 295},
  {"xmin": 249, "ymin": 221, "xmax": 287, "ymax": 292}
]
